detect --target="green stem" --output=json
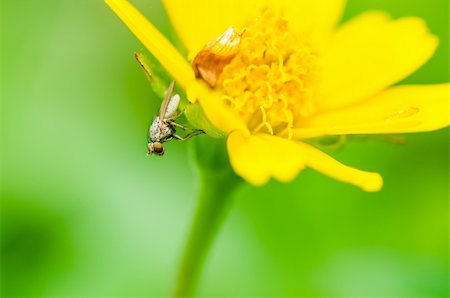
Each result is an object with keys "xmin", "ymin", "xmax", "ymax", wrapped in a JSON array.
[{"xmin": 173, "ymin": 169, "xmax": 240, "ymax": 297}]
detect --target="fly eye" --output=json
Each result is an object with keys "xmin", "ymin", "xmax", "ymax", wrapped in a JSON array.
[{"xmin": 153, "ymin": 142, "xmax": 164, "ymax": 154}]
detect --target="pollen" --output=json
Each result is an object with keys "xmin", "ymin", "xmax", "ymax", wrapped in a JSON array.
[{"xmin": 196, "ymin": 8, "xmax": 320, "ymax": 139}]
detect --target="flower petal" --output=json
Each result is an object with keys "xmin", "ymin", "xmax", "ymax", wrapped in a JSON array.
[
  {"xmin": 105, "ymin": 0, "xmax": 194, "ymax": 91},
  {"xmin": 187, "ymin": 83, "xmax": 248, "ymax": 134},
  {"xmin": 296, "ymin": 142, "xmax": 383, "ymax": 192},
  {"xmin": 295, "ymin": 84, "xmax": 450, "ymax": 138},
  {"xmin": 227, "ymin": 131, "xmax": 306, "ymax": 185},
  {"xmin": 162, "ymin": 0, "xmax": 346, "ymax": 55},
  {"xmin": 227, "ymin": 131, "xmax": 382, "ymax": 191},
  {"xmin": 319, "ymin": 12, "xmax": 439, "ymax": 109}
]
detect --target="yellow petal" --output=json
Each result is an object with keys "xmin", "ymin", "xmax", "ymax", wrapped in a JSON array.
[
  {"xmin": 295, "ymin": 84, "xmax": 450, "ymax": 138},
  {"xmin": 227, "ymin": 131, "xmax": 306, "ymax": 185},
  {"xmin": 187, "ymin": 83, "xmax": 248, "ymax": 134},
  {"xmin": 296, "ymin": 142, "xmax": 383, "ymax": 192},
  {"xmin": 163, "ymin": 0, "xmax": 346, "ymax": 55},
  {"xmin": 105, "ymin": 0, "xmax": 194, "ymax": 91},
  {"xmin": 227, "ymin": 132, "xmax": 381, "ymax": 191},
  {"xmin": 319, "ymin": 12, "xmax": 439, "ymax": 109}
]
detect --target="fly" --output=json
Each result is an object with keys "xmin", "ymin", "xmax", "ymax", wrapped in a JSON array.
[{"xmin": 147, "ymin": 81, "xmax": 204, "ymax": 156}]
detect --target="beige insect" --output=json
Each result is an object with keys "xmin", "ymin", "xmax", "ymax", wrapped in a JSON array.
[
  {"xmin": 135, "ymin": 52, "xmax": 203, "ymax": 156},
  {"xmin": 147, "ymin": 81, "xmax": 203, "ymax": 156}
]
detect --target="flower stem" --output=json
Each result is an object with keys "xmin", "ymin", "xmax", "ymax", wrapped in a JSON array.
[{"xmin": 173, "ymin": 137, "xmax": 241, "ymax": 297}]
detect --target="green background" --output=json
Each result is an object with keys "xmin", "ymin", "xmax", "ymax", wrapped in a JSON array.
[{"xmin": 1, "ymin": 0, "xmax": 448, "ymax": 297}]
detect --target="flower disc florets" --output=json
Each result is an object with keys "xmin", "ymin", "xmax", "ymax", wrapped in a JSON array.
[{"xmin": 194, "ymin": 9, "xmax": 320, "ymax": 139}]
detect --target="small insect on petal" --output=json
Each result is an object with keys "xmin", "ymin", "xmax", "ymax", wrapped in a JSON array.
[{"xmin": 192, "ymin": 26, "xmax": 244, "ymax": 88}]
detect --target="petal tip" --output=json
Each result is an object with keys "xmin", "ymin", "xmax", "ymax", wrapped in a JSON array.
[{"xmin": 361, "ymin": 173, "xmax": 383, "ymax": 192}]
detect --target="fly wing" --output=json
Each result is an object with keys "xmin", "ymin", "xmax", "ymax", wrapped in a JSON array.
[
  {"xmin": 159, "ymin": 81, "xmax": 175, "ymax": 120},
  {"xmin": 165, "ymin": 94, "xmax": 180, "ymax": 119}
]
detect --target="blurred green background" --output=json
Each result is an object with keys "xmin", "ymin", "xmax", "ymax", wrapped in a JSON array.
[{"xmin": 1, "ymin": 0, "xmax": 448, "ymax": 297}]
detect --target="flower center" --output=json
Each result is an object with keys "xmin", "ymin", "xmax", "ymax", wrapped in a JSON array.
[{"xmin": 194, "ymin": 9, "xmax": 319, "ymax": 138}]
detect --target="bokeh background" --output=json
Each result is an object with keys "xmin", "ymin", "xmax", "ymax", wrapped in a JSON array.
[{"xmin": 1, "ymin": 0, "xmax": 448, "ymax": 297}]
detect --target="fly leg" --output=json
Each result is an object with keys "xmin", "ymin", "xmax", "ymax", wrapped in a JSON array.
[
  {"xmin": 173, "ymin": 130, "xmax": 205, "ymax": 141},
  {"xmin": 169, "ymin": 121, "xmax": 190, "ymax": 130}
]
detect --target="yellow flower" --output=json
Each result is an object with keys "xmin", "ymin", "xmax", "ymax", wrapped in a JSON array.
[{"xmin": 105, "ymin": 0, "xmax": 449, "ymax": 192}]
